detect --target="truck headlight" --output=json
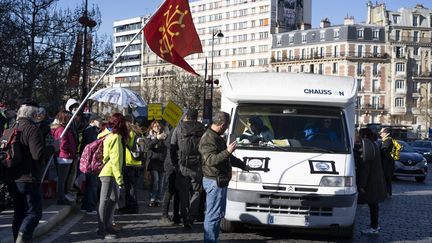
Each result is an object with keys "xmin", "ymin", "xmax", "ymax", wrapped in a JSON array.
[
  {"xmin": 232, "ymin": 171, "xmax": 262, "ymax": 183},
  {"xmin": 319, "ymin": 176, "xmax": 353, "ymax": 187}
]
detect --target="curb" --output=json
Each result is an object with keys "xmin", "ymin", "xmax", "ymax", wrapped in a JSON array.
[{"xmin": 0, "ymin": 205, "xmax": 72, "ymax": 243}]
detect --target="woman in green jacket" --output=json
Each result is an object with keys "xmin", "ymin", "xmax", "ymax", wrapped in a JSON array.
[{"xmin": 97, "ymin": 113, "xmax": 129, "ymax": 240}]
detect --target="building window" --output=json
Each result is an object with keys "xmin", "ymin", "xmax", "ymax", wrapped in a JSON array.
[
  {"xmin": 373, "ymin": 29, "xmax": 380, "ymax": 39},
  {"xmin": 372, "ymin": 96, "xmax": 380, "ymax": 109},
  {"xmin": 288, "ymin": 66, "xmax": 292, "ymax": 72},
  {"xmin": 301, "ymin": 49, "xmax": 306, "ymax": 59},
  {"xmin": 395, "ymin": 98, "xmax": 405, "ymax": 107},
  {"xmin": 357, "ymin": 45, "xmax": 363, "ymax": 57},
  {"xmin": 372, "ymin": 63, "xmax": 378, "ymax": 76},
  {"xmin": 302, "ymin": 33, "xmax": 307, "ymax": 43},
  {"xmin": 413, "ymin": 81, "xmax": 419, "ymax": 92},
  {"xmin": 357, "ymin": 78, "xmax": 362, "ymax": 91},
  {"xmin": 334, "ymin": 29, "xmax": 340, "ymax": 39},
  {"xmin": 318, "ymin": 64, "xmax": 323, "ymax": 74},
  {"xmin": 395, "ymin": 80, "xmax": 405, "ymax": 90},
  {"xmin": 413, "ymin": 31, "xmax": 419, "ymax": 42},
  {"xmin": 373, "ymin": 46, "xmax": 379, "ymax": 57},
  {"xmin": 333, "ymin": 45, "xmax": 338, "ymax": 57},
  {"xmin": 319, "ymin": 47, "xmax": 324, "ymax": 57},
  {"xmin": 251, "ymin": 20, "xmax": 255, "ymax": 27},
  {"xmin": 288, "ymin": 50, "xmax": 293, "ymax": 60},
  {"xmin": 357, "ymin": 29, "xmax": 364, "ymax": 38},
  {"xmin": 238, "ymin": 60, "xmax": 247, "ymax": 67},
  {"xmin": 357, "ymin": 96, "xmax": 362, "ymax": 108},
  {"xmin": 414, "ymin": 47, "xmax": 419, "ymax": 56},
  {"xmin": 320, "ymin": 31, "xmax": 325, "ymax": 41},
  {"xmin": 395, "ymin": 30, "xmax": 401, "ymax": 41},
  {"xmin": 250, "ymin": 59, "xmax": 255, "ymax": 66},
  {"xmin": 393, "ymin": 15, "xmax": 400, "ymax": 24},
  {"xmin": 372, "ymin": 79, "xmax": 379, "ymax": 92},
  {"xmin": 413, "ymin": 97, "xmax": 419, "ymax": 107},
  {"xmin": 357, "ymin": 63, "xmax": 363, "ymax": 75},
  {"xmin": 396, "ymin": 63, "xmax": 405, "ymax": 73},
  {"xmin": 276, "ymin": 36, "xmax": 282, "ymax": 46},
  {"xmin": 413, "ymin": 15, "xmax": 419, "ymax": 26},
  {"xmin": 395, "ymin": 46, "xmax": 404, "ymax": 58},
  {"xmin": 332, "ymin": 63, "xmax": 338, "ymax": 74},
  {"xmin": 300, "ymin": 65, "xmax": 304, "ymax": 72}
]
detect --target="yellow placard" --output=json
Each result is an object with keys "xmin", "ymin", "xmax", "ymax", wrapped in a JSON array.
[
  {"xmin": 162, "ymin": 101, "xmax": 183, "ymax": 127},
  {"xmin": 148, "ymin": 103, "xmax": 163, "ymax": 120}
]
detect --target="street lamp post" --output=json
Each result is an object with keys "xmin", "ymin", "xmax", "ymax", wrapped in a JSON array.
[{"xmin": 208, "ymin": 29, "xmax": 224, "ymax": 121}]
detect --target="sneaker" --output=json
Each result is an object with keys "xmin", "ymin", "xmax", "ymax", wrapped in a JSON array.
[
  {"xmin": 148, "ymin": 201, "xmax": 156, "ymax": 207},
  {"xmin": 159, "ymin": 216, "xmax": 171, "ymax": 225},
  {"xmin": 65, "ymin": 193, "xmax": 76, "ymax": 202},
  {"xmin": 86, "ymin": 210, "xmax": 97, "ymax": 215},
  {"xmin": 104, "ymin": 234, "xmax": 117, "ymax": 240},
  {"xmin": 111, "ymin": 224, "xmax": 122, "ymax": 233},
  {"xmin": 361, "ymin": 227, "xmax": 379, "ymax": 234}
]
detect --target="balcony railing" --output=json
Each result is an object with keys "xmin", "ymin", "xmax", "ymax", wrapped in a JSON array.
[
  {"xmin": 271, "ymin": 52, "xmax": 389, "ymax": 63},
  {"xmin": 360, "ymin": 104, "xmax": 385, "ymax": 110},
  {"xmin": 389, "ymin": 35, "xmax": 432, "ymax": 44}
]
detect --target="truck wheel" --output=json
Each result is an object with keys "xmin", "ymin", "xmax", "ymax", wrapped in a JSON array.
[
  {"xmin": 220, "ymin": 218, "xmax": 243, "ymax": 233},
  {"xmin": 415, "ymin": 176, "xmax": 426, "ymax": 183},
  {"xmin": 338, "ymin": 224, "xmax": 354, "ymax": 239}
]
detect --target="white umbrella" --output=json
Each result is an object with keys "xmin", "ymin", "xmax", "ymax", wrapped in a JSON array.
[{"xmin": 89, "ymin": 87, "xmax": 147, "ymax": 108}]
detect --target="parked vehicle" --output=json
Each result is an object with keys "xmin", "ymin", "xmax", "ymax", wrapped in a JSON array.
[
  {"xmin": 220, "ymin": 72, "xmax": 357, "ymax": 238},
  {"xmin": 410, "ymin": 140, "xmax": 432, "ymax": 162},
  {"xmin": 394, "ymin": 140, "xmax": 428, "ymax": 183}
]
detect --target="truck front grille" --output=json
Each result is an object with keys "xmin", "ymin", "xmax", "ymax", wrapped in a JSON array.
[{"xmin": 245, "ymin": 203, "xmax": 333, "ymax": 216}]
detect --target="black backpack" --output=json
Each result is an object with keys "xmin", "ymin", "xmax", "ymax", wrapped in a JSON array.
[
  {"xmin": 0, "ymin": 122, "xmax": 23, "ymax": 169},
  {"xmin": 178, "ymin": 122, "xmax": 204, "ymax": 168}
]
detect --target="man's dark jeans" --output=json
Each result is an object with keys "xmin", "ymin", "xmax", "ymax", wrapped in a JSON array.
[
  {"xmin": 8, "ymin": 181, "xmax": 42, "ymax": 241},
  {"xmin": 124, "ymin": 167, "xmax": 139, "ymax": 209},
  {"xmin": 81, "ymin": 173, "xmax": 99, "ymax": 212},
  {"xmin": 175, "ymin": 172, "xmax": 202, "ymax": 225}
]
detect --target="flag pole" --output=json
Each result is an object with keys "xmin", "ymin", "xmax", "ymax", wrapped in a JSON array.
[{"xmin": 42, "ymin": 23, "xmax": 148, "ymax": 183}]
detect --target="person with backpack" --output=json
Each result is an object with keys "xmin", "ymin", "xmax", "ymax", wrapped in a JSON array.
[
  {"xmin": 146, "ymin": 120, "xmax": 168, "ymax": 207},
  {"xmin": 2, "ymin": 99, "xmax": 56, "ymax": 243},
  {"xmin": 79, "ymin": 114, "xmax": 102, "ymax": 214},
  {"xmin": 97, "ymin": 113, "xmax": 128, "ymax": 240},
  {"xmin": 118, "ymin": 116, "xmax": 144, "ymax": 214},
  {"xmin": 379, "ymin": 127, "xmax": 395, "ymax": 198},
  {"xmin": 355, "ymin": 128, "xmax": 387, "ymax": 235},
  {"xmin": 170, "ymin": 108, "xmax": 205, "ymax": 229},
  {"xmin": 51, "ymin": 110, "xmax": 78, "ymax": 205}
]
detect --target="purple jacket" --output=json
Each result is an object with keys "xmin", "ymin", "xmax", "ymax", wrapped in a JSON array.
[{"xmin": 51, "ymin": 126, "xmax": 78, "ymax": 159}]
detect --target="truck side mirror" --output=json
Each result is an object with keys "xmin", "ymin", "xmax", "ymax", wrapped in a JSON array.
[{"xmin": 361, "ymin": 138, "xmax": 376, "ymax": 163}]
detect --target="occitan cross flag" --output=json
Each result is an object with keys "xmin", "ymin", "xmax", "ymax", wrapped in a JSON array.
[{"xmin": 144, "ymin": 0, "xmax": 203, "ymax": 75}]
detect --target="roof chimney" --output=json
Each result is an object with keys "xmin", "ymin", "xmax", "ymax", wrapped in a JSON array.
[
  {"xmin": 300, "ymin": 22, "xmax": 311, "ymax": 30},
  {"xmin": 320, "ymin": 18, "xmax": 331, "ymax": 28},
  {"xmin": 344, "ymin": 15, "xmax": 355, "ymax": 25}
]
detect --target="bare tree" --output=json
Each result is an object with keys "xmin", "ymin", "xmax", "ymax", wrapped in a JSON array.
[{"xmin": 165, "ymin": 71, "xmax": 205, "ymax": 112}]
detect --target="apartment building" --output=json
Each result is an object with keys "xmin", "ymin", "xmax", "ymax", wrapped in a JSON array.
[
  {"xmin": 367, "ymin": 2, "xmax": 432, "ymax": 136},
  {"xmin": 112, "ymin": 0, "xmax": 311, "ymax": 104},
  {"xmin": 112, "ymin": 17, "xmax": 147, "ymax": 93},
  {"xmin": 270, "ymin": 17, "xmax": 389, "ymax": 125}
]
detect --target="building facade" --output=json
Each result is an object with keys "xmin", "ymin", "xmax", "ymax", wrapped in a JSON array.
[
  {"xmin": 368, "ymin": 2, "xmax": 432, "ymax": 136},
  {"xmin": 270, "ymin": 17, "xmax": 389, "ymax": 126}
]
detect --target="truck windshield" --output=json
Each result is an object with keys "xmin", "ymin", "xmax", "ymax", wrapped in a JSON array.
[{"xmin": 231, "ymin": 104, "xmax": 350, "ymax": 153}]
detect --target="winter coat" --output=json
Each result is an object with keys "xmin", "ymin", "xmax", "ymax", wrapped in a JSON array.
[
  {"xmin": 354, "ymin": 139, "xmax": 387, "ymax": 204},
  {"xmin": 79, "ymin": 125, "xmax": 99, "ymax": 155},
  {"xmin": 99, "ymin": 129, "xmax": 124, "ymax": 186},
  {"xmin": 381, "ymin": 137, "xmax": 395, "ymax": 179},
  {"xmin": 3, "ymin": 118, "xmax": 54, "ymax": 182},
  {"xmin": 51, "ymin": 125, "xmax": 78, "ymax": 160},
  {"xmin": 198, "ymin": 127, "xmax": 247, "ymax": 179},
  {"xmin": 125, "ymin": 130, "xmax": 142, "ymax": 167},
  {"xmin": 146, "ymin": 132, "xmax": 167, "ymax": 172}
]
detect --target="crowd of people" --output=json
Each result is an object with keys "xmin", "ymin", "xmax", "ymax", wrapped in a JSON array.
[
  {"xmin": 0, "ymin": 98, "xmax": 249, "ymax": 243},
  {"xmin": 0, "ymin": 96, "xmax": 401, "ymax": 242}
]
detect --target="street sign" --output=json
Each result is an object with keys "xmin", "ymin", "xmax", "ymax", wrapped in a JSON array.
[{"xmin": 162, "ymin": 101, "xmax": 183, "ymax": 127}]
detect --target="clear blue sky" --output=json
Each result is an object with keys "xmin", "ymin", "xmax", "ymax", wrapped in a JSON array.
[{"xmin": 57, "ymin": 0, "xmax": 432, "ymax": 37}]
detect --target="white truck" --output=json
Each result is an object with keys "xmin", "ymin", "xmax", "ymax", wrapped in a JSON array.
[{"xmin": 220, "ymin": 72, "xmax": 358, "ymax": 238}]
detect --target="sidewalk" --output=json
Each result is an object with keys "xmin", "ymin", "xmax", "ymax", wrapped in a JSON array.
[{"xmin": 0, "ymin": 199, "xmax": 72, "ymax": 243}]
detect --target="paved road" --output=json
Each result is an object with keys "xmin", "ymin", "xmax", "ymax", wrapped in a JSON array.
[{"xmin": 37, "ymin": 170, "xmax": 432, "ymax": 243}]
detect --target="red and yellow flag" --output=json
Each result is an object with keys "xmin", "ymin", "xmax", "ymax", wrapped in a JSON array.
[{"xmin": 144, "ymin": 0, "xmax": 202, "ymax": 75}]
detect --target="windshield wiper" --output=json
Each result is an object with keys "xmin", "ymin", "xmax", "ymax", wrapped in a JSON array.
[{"xmin": 297, "ymin": 146, "xmax": 335, "ymax": 153}]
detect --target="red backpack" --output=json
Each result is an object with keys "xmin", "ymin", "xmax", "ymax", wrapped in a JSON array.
[{"xmin": 79, "ymin": 136, "xmax": 106, "ymax": 174}]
